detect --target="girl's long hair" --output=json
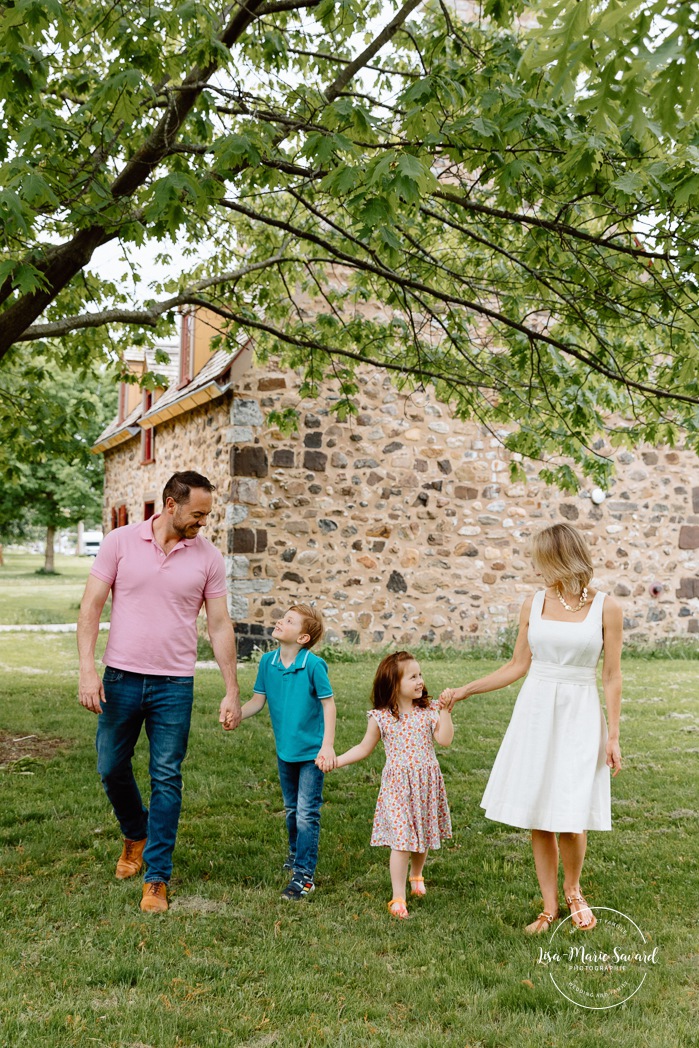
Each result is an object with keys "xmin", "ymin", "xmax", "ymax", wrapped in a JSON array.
[{"xmin": 371, "ymin": 651, "xmax": 431, "ymax": 719}]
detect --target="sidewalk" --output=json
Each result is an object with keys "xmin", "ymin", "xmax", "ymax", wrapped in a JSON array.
[
  {"xmin": 1, "ymin": 622, "xmax": 219, "ymax": 670},
  {"xmin": 0, "ymin": 623, "xmax": 110, "ymax": 633}
]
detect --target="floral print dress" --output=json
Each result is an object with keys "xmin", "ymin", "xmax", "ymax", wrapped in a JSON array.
[{"xmin": 369, "ymin": 701, "xmax": 452, "ymax": 851}]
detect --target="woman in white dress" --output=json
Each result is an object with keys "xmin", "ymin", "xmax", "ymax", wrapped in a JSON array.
[{"xmin": 440, "ymin": 523, "xmax": 623, "ymax": 933}]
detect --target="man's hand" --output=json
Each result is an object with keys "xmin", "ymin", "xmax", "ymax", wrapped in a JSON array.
[
  {"xmin": 79, "ymin": 667, "xmax": 105, "ymax": 715},
  {"xmin": 315, "ymin": 745, "xmax": 336, "ymax": 772},
  {"xmin": 219, "ymin": 693, "xmax": 242, "ymax": 731}
]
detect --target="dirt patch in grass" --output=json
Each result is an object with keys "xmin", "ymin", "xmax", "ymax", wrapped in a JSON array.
[{"xmin": 0, "ymin": 729, "xmax": 68, "ymax": 767}]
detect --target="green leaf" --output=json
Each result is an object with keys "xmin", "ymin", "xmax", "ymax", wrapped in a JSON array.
[
  {"xmin": 612, "ymin": 171, "xmax": 644, "ymax": 194},
  {"xmin": 675, "ymin": 175, "xmax": 699, "ymax": 206}
]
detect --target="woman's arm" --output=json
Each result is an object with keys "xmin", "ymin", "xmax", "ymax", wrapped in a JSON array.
[
  {"xmin": 335, "ymin": 717, "xmax": 381, "ymax": 768},
  {"xmin": 601, "ymin": 596, "xmax": 623, "ymax": 776},
  {"xmin": 433, "ymin": 708, "xmax": 454, "ymax": 747},
  {"xmin": 440, "ymin": 596, "xmax": 534, "ymax": 710}
]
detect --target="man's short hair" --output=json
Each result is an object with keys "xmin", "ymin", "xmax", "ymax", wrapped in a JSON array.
[
  {"xmin": 289, "ymin": 604, "xmax": 324, "ymax": 649},
  {"xmin": 162, "ymin": 471, "xmax": 215, "ymax": 506}
]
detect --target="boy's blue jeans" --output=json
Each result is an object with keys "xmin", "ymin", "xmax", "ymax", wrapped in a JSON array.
[
  {"xmin": 276, "ymin": 757, "xmax": 324, "ymax": 881},
  {"xmin": 96, "ymin": 667, "xmax": 194, "ymax": 884}
]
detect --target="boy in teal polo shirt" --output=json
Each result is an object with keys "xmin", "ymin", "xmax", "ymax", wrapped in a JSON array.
[{"xmin": 233, "ymin": 604, "xmax": 336, "ymax": 899}]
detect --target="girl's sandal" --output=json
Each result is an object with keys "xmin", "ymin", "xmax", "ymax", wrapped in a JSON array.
[
  {"xmin": 387, "ymin": 897, "xmax": 409, "ymax": 919},
  {"xmin": 409, "ymin": 876, "xmax": 426, "ymax": 897},
  {"xmin": 565, "ymin": 891, "xmax": 596, "ymax": 931},
  {"xmin": 524, "ymin": 911, "xmax": 559, "ymax": 935}
]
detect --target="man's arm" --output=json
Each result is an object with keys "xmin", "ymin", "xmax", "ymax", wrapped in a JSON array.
[
  {"xmin": 77, "ymin": 575, "xmax": 111, "ymax": 714},
  {"xmin": 206, "ymin": 595, "xmax": 242, "ymax": 730}
]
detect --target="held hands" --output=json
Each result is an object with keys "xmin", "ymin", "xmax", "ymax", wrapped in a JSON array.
[
  {"xmin": 219, "ymin": 693, "xmax": 242, "ymax": 731},
  {"xmin": 439, "ymin": 686, "xmax": 465, "ymax": 711},
  {"xmin": 606, "ymin": 738, "xmax": 622, "ymax": 777},
  {"xmin": 315, "ymin": 746, "xmax": 337, "ymax": 772}
]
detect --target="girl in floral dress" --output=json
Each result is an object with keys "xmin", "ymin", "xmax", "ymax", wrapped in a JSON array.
[{"xmin": 333, "ymin": 651, "xmax": 454, "ymax": 918}]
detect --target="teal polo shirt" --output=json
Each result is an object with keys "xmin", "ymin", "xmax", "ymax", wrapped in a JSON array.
[{"xmin": 253, "ymin": 648, "xmax": 333, "ymax": 762}]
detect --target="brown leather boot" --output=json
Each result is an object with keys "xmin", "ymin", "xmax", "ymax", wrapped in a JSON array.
[
  {"xmin": 140, "ymin": 881, "xmax": 168, "ymax": 913},
  {"xmin": 115, "ymin": 837, "xmax": 147, "ymax": 880}
]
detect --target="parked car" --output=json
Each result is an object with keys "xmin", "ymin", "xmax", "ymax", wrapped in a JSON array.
[{"xmin": 83, "ymin": 530, "xmax": 103, "ymax": 556}]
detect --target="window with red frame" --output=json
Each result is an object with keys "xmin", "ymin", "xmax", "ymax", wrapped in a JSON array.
[
  {"xmin": 117, "ymin": 505, "xmax": 129, "ymax": 527},
  {"xmin": 143, "ymin": 501, "xmax": 155, "ymax": 520}
]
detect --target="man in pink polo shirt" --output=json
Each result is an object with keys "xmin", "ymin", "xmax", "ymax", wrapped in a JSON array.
[{"xmin": 77, "ymin": 471, "xmax": 241, "ymax": 913}]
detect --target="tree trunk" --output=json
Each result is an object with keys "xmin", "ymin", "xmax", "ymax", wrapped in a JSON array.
[{"xmin": 44, "ymin": 525, "xmax": 56, "ymax": 573}]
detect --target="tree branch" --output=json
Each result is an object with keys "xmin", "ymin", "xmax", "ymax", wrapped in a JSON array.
[
  {"xmin": 0, "ymin": 0, "xmax": 270, "ymax": 358},
  {"xmin": 0, "ymin": 0, "xmax": 430, "ymax": 359},
  {"xmin": 433, "ymin": 188, "xmax": 673, "ymax": 261},
  {"xmin": 323, "ymin": 0, "xmax": 425, "ymax": 103},
  {"xmin": 257, "ymin": 0, "xmax": 320, "ymax": 12},
  {"xmin": 193, "ymin": 303, "xmax": 500, "ymax": 391},
  {"xmin": 216, "ymin": 196, "xmax": 699, "ymax": 406},
  {"xmin": 16, "ymin": 254, "xmax": 295, "ymax": 340}
]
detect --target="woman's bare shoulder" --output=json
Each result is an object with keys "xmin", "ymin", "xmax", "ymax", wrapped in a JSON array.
[{"xmin": 601, "ymin": 592, "xmax": 623, "ymax": 617}]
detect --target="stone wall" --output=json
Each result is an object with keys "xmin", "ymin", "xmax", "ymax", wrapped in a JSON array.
[
  {"xmin": 102, "ymin": 361, "xmax": 699, "ymax": 653},
  {"xmin": 228, "ymin": 364, "xmax": 699, "ymax": 650}
]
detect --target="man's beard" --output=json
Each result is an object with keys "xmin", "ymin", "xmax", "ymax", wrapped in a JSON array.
[{"xmin": 172, "ymin": 511, "xmax": 198, "ymax": 539}]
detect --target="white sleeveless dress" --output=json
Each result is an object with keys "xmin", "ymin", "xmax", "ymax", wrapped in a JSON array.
[{"xmin": 480, "ymin": 590, "xmax": 611, "ymax": 833}]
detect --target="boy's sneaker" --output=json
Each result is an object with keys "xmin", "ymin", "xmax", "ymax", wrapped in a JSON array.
[
  {"xmin": 282, "ymin": 855, "xmax": 295, "ymax": 872},
  {"xmin": 281, "ymin": 876, "xmax": 315, "ymax": 901}
]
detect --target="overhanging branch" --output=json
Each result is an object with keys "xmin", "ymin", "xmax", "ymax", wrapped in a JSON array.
[
  {"xmin": 218, "ymin": 196, "xmax": 699, "ymax": 405},
  {"xmin": 433, "ymin": 189, "xmax": 672, "ymax": 261}
]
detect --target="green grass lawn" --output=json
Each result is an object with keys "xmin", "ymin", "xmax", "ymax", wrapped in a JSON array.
[
  {"xmin": 0, "ymin": 632, "xmax": 697, "ymax": 1047},
  {"xmin": 0, "ymin": 553, "xmax": 110, "ymax": 625}
]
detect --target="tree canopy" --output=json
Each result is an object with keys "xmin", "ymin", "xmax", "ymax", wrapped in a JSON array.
[{"xmin": 1, "ymin": 0, "xmax": 698, "ymax": 487}]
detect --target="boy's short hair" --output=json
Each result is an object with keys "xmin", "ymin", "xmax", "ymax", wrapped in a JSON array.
[{"xmin": 289, "ymin": 604, "xmax": 324, "ymax": 649}]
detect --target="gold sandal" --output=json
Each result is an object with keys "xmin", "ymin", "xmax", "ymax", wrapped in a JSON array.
[
  {"xmin": 565, "ymin": 890, "xmax": 596, "ymax": 930},
  {"xmin": 525, "ymin": 910, "xmax": 559, "ymax": 935},
  {"xmin": 387, "ymin": 897, "xmax": 409, "ymax": 919},
  {"xmin": 409, "ymin": 876, "xmax": 426, "ymax": 897}
]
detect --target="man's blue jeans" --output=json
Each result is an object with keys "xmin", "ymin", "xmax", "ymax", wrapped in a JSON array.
[
  {"xmin": 96, "ymin": 667, "xmax": 194, "ymax": 884},
  {"xmin": 276, "ymin": 757, "xmax": 324, "ymax": 881}
]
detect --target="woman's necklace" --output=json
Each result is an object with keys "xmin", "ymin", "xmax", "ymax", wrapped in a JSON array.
[{"xmin": 556, "ymin": 585, "xmax": 588, "ymax": 613}]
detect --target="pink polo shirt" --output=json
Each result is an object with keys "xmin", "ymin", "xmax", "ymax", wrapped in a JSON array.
[{"xmin": 90, "ymin": 516, "xmax": 227, "ymax": 676}]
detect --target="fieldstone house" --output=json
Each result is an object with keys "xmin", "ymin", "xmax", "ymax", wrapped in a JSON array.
[{"xmin": 93, "ymin": 311, "xmax": 699, "ymax": 656}]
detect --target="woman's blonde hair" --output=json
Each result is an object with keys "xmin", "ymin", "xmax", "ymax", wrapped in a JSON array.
[{"xmin": 530, "ymin": 523, "xmax": 593, "ymax": 593}]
